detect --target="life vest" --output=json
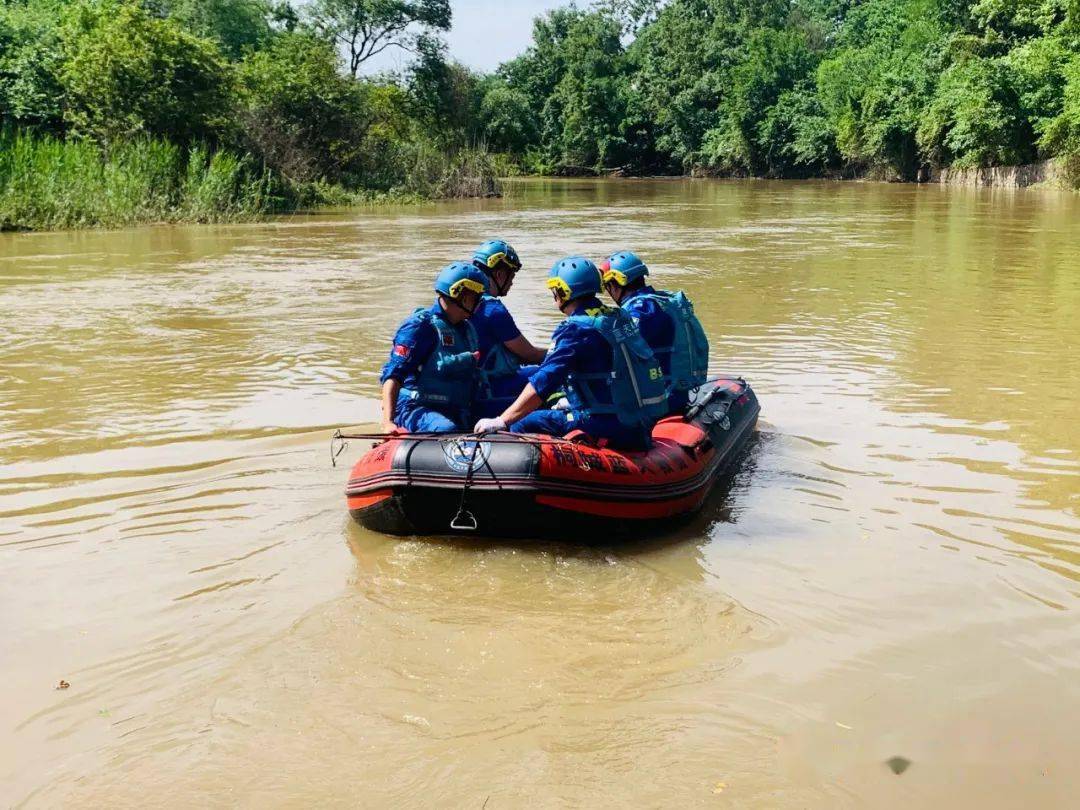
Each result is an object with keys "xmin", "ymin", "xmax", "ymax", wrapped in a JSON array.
[
  {"xmin": 635, "ymin": 290, "xmax": 709, "ymax": 394},
  {"xmin": 563, "ymin": 306, "xmax": 668, "ymax": 428},
  {"xmin": 401, "ymin": 308, "xmax": 480, "ymax": 420},
  {"xmin": 475, "ymin": 297, "xmax": 522, "ymax": 402}
]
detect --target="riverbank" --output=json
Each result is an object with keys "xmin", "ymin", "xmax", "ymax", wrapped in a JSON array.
[
  {"xmin": 0, "ymin": 131, "xmax": 501, "ymax": 232},
  {"xmin": 933, "ymin": 157, "xmax": 1078, "ymax": 189},
  {"xmin": 551, "ymin": 159, "xmax": 1080, "ymax": 190}
]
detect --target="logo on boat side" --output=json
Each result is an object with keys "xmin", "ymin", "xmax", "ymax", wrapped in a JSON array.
[{"xmin": 441, "ymin": 439, "xmax": 491, "ymax": 472}]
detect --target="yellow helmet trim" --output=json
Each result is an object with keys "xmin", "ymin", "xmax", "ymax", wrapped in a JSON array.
[
  {"xmin": 486, "ymin": 251, "xmax": 521, "ymax": 271},
  {"xmin": 546, "ymin": 276, "xmax": 572, "ymax": 299},
  {"xmin": 602, "ymin": 268, "xmax": 629, "ymax": 286},
  {"xmin": 448, "ymin": 277, "xmax": 486, "ymax": 299}
]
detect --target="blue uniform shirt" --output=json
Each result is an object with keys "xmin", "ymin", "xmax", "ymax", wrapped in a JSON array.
[
  {"xmin": 528, "ymin": 296, "xmax": 613, "ymax": 400},
  {"xmin": 470, "ymin": 295, "xmax": 522, "ymax": 360},
  {"xmin": 379, "ymin": 300, "xmax": 474, "ymax": 388},
  {"xmin": 621, "ymin": 285, "xmax": 676, "ymax": 378}
]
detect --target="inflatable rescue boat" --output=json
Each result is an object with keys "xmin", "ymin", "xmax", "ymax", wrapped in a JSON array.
[{"xmin": 344, "ymin": 377, "xmax": 759, "ymax": 538}]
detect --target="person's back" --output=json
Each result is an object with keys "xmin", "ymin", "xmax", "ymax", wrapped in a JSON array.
[
  {"xmin": 473, "ymin": 257, "xmax": 666, "ymax": 450},
  {"xmin": 559, "ymin": 302, "xmax": 668, "ymax": 445},
  {"xmin": 618, "ymin": 284, "xmax": 684, "ymax": 411},
  {"xmin": 601, "ymin": 251, "xmax": 709, "ymax": 415}
]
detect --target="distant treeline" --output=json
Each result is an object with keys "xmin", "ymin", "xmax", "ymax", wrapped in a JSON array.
[
  {"xmin": 496, "ymin": 0, "xmax": 1080, "ymax": 182},
  {"xmin": 2, "ymin": 0, "xmax": 1078, "ymax": 230}
]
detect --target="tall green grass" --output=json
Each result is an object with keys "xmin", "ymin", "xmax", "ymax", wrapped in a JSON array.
[
  {"xmin": 0, "ymin": 131, "xmax": 285, "ymax": 230},
  {"xmin": 0, "ymin": 130, "xmax": 505, "ymax": 231}
]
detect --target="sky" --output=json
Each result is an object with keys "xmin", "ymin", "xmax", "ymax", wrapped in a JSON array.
[{"xmin": 362, "ymin": 0, "xmax": 570, "ymax": 75}]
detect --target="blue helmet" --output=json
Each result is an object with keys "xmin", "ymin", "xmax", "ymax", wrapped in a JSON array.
[
  {"xmin": 547, "ymin": 256, "xmax": 601, "ymax": 303},
  {"xmin": 434, "ymin": 261, "xmax": 488, "ymax": 303},
  {"xmin": 601, "ymin": 250, "xmax": 649, "ymax": 287},
  {"xmin": 472, "ymin": 239, "xmax": 522, "ymax": 274}
]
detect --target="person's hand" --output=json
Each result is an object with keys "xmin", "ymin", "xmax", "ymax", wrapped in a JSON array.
[
  {"xmin": 473, "ymin": 417, "xmax": 507, "ymax": 434},
  {"xmin": 381, "ymin": 420, "xmax": 402, "ymax": 435}
]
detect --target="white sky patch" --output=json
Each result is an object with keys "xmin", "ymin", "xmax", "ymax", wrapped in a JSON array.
[{"xmin": 358, "ymin": 0, "xmax": 569, "ymax": 75}]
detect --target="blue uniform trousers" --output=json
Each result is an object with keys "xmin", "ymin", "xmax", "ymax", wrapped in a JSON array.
[
  {"xmin": 394, "ymin": 393, "xmax": 463, "ymax": 433},
  {"xmin": 511, "ymin": 409, "xmax": 651, "ymax": 450}
]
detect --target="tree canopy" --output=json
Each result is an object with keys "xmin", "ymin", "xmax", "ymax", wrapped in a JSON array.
[
  {"xmin": 495, "ymin": 0, "xmax": 1080, "ymax": 179},
  {"xmin": 305, "ymin": 0, "xmax": 451, "ymax": 76},
  {"xmin": 1, "ymin": 0, "xmax": 1078, "ymax": 194}
]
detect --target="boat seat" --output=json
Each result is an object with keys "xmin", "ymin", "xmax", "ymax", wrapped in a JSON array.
[{"xmin": 651, "ymin": 419, "xmax": 708, "ymax": 451}]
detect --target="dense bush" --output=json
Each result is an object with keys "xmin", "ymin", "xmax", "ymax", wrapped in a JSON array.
[
  {"xmin": 0, "ymin": 0, "xmax": 506, "ymax": 228},
  {"xmin": 0, "ymin": 0, "xmax": 67, "ymax": 131},
  {"xmin": 235, "ymin": 32, "xmax": 385, "ymax": 183},
  {"xmin": 60, "ymin": 1, "xmax": 234, "ymax": 145}
]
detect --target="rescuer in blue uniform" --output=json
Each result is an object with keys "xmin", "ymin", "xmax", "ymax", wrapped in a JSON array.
[
  {"xmin": 469, "ymin": 239, "xmax": 547, "ymax": 419},
  {"xmin": 472, "ymin": 257, "xmax": 668, "ymax": 450},
  {"xmin": 379, "ymin": 262, "xmax": 489, "ymax": 434},
  {"xmin": 601, "ymin": 250, "xmax": 710, "ymax": 415}
]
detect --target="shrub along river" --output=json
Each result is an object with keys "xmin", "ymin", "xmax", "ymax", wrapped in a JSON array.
[{"xmin": 1, "ymin": 179, "xmax": 1078, "ymax": 807}]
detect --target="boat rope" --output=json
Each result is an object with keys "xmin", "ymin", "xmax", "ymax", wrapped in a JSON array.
[
  {"xmin": 330, "ymin": 430, "xmax": 591, "ymax": 448},
  {"xmin": 449, "ymin": 438, "xmax": 482, "ymax": 531},
  {"xmin": 331, "ymin": 378, "xmax": 744, "ymax": 466}
]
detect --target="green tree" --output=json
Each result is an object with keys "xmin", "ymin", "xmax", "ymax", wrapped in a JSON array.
[
  {"xmin": 60, "ymin": 0, "xmax": 232, "ymax": 145},
  {"xmin": 165, "ymin": 0, "xmax": 273, "ymax": 59},
  {"xmin": 235, "ymin": 31, "xmax": 408, "ymax": 185},
  {"xmin": 754, "ymin": 85, "xmax": 838, "ymax": 174},
  {"xmin": 406, "ymin": 34, "xmax": 485, "ymax": 142},
  {"xmin": 918, "ymin": 54, "xmax": 1028, "ymax": 167},
  {"xmin": 815, "ymin": 0, "xmax": 947, "ymax": 177},
  {"xmin": 1036, "ymin": 51, "xmax": 1080, "ymax": 155},
  {"xmin": 479, "ymin": 83, "xmax": 538, "ymax": 154},
  {"xmin": 504, "ymin": 8, "xmax": 637, "ymax": 169},
  {"xmin": 701, "ymin": 26, "xmax": 822, "ymax": 174},
  {"xmin": 305, "ymin": 0, "xmax": 451, "ymax": 76},
  {"xmin": 501, "ymin": 6, "xmax": 582, "ymax": 161},
  {"xmin": 0, "ymin": 0, "xmax": 66, "ymax": 131},
  {"xmin": 551, "ymin": 11, "xmax": 629, "ymax": 167}
]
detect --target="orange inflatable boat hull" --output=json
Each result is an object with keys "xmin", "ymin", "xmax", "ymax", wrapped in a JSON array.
[{"xmin": 346, "ymin": 377, "xmax": 759, "ymax": 538}]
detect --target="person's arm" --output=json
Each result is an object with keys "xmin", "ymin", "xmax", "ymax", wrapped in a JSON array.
[
  {"xmin": 381, "ymin": 378, "xmax": 402, "ymax": 434},
  {"xmin": 503, "ymin": 334, "xmax": 547, "ymax": 364},
  {"xmin": 474, "ymin": 326, "xmax": 575, "ymax": 433},
  {"xmin": 378, "ymin": 315, "xmax": 434, "ymax": 434},
  {"xmin": 486, "ymin": 300, "xmax": 546, "ymax": 364},
  {"xmin": 500, "ymin": 384, "xmax": 543, "ymax": 426},
  {"xmin": 473, "ymin": 383, "xmax": 543, "ymax": 433}
]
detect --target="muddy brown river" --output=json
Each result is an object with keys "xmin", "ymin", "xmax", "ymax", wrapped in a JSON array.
[{"xmin": 2, "ymin": 179, "xmax": 1078, "ymax": 807}]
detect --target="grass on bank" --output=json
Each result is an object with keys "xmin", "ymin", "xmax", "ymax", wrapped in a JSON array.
[
  {"xmin": 0, "ymin": 132, "xmax": 282, "ymax": 229},
  {"xmin": 0, "ymin": 131, "xmax": 502, "ymax": 231}
]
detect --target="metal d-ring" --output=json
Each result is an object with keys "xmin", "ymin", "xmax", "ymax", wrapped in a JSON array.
[
  {"xmin": 330, "ymin": 429, "xmax": 348, "ymax": 468},
  {"xmin": 449, "ymin": 509, "xmax": 478, "ymax": 531}
]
